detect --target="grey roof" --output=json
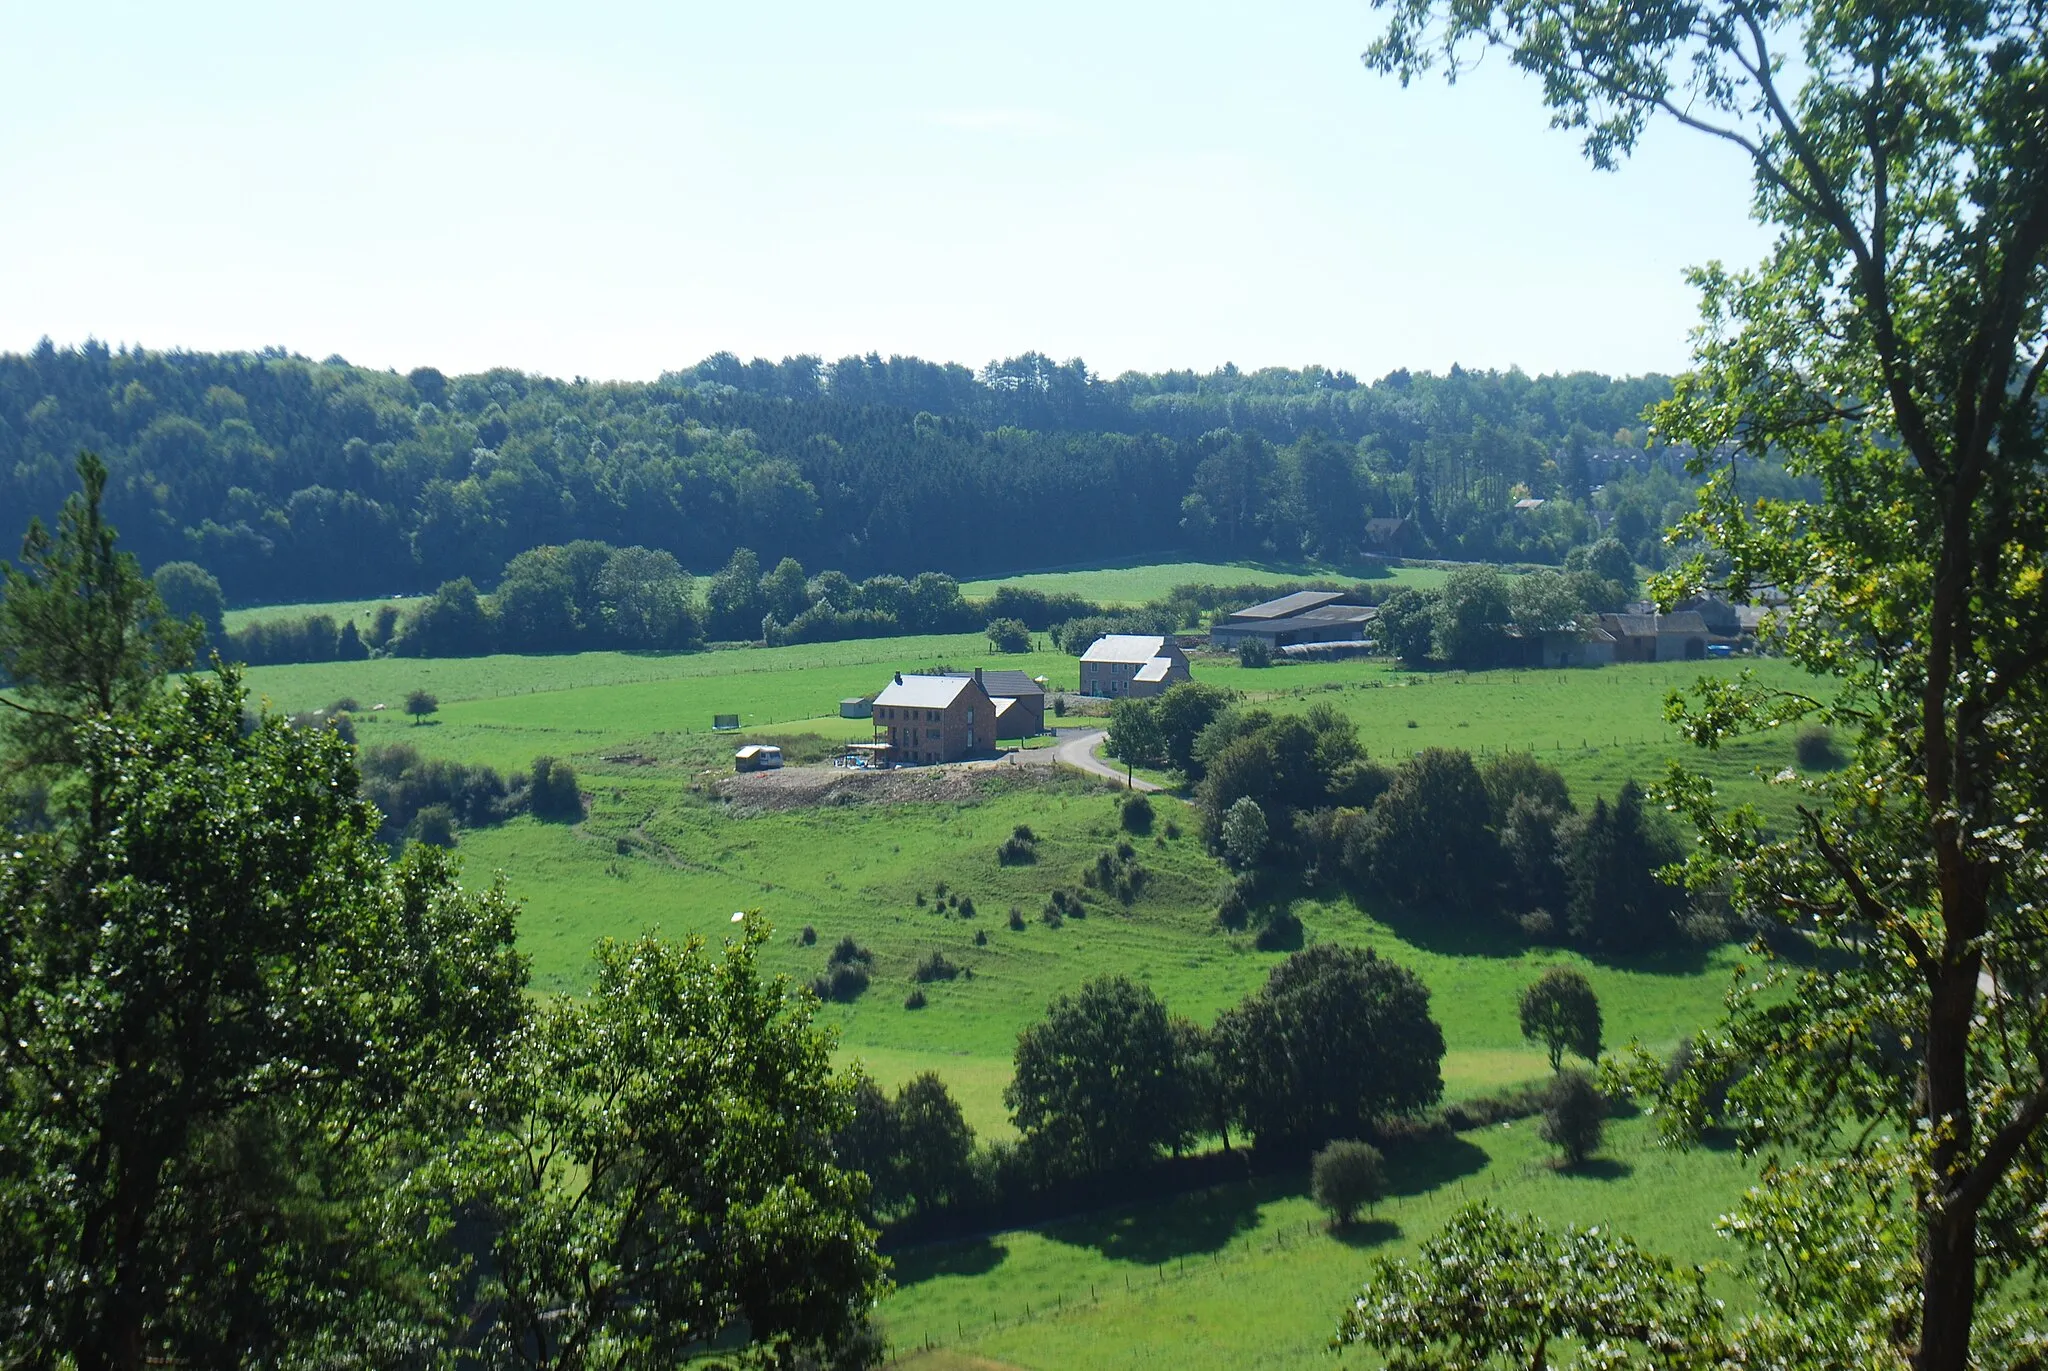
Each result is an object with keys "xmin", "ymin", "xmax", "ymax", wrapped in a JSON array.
[
  {"xmin": 944, "ymin": 669, "xmax": 1044, "ymax": 699},
  {"xmin": 1601, "ymin": 611, "xmax": 1711, "ymax": 637},
  {"xmin": 1602, "ymin": 613, "xmax": 1659, "ymax": 637},
  {"xmin": 1133, "ymin": 657, "xmax": 1176, "ymax": 683},
  {"xmin": 1082, "ymin": 634, "xmax": 1169, "ymax": 664},
  {"xmin": 1228, "ymin": 590, "xmax": 1346, "ymax": 621},
  {"xmin": 874, "ymin": 674, "xmax": 982, "ymax": 709},
  {"xmin": 1220, "ymin": 605, "xmax": 1376, "ymax": 638},
  {"xmin": 1660, "ymin": 610, "xmax": 1710, "ymax": 635}
]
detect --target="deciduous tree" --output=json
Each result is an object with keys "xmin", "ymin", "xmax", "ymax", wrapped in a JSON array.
[{"xmin": 1366, "ymin": 0, "xmax": 2048, "ymax": 1360}]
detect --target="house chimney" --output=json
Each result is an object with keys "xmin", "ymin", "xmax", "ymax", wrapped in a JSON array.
[
  {"xmin": 894, "ymin": 671, "xmax": 903, "ymax": 685},
  {"xmin": 974, "ymin": 667, "xmax": 984, "ymax": 687}
]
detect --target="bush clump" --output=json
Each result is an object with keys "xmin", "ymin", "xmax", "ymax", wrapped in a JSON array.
[
  {"xmin": 1252, "ymin": 908, "xmax": 1303, "ymax": 951},
  {"xmin": 1311, "ymin": 1140, "xmax": 1386, "ymax": 1227},
  {"xmin": 1119, "ymin": 793, "xmax": 1154, "ymax": 834},
  {"xmin": 911, "ymin": 951, "xmax": 961, "ymax": 984},
  {"xmin": 799, "ymin": 924, "xmax": 817, "ymax": 946},
  {"xmin": 1540, "ymin": 1070, "xmax": 1607, "ymax": 1166},
  {"xmin": 1008, "ymin": 906, "xmax": 1026, "ymax": 931},
  {"xmin": 812, "ymin": 937, "xmax": 874, "ymax": 1002},
  {"xmin": 997, "ymin": 824, "xmax": 1039, "ymax": 865},
  {"xmin": 1794, "ymin": 724, "xmax": 1846, "ymax": 770},
  {"xmin": 904, "ymin": 988, "xmax": 928, "ymax": 1010}
]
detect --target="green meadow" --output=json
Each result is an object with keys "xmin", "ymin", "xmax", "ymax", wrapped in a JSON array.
[
  {"xmin": 226, "ymin": 615, "xmax": 1834, "ymax": 1369},
  {"xmin": 222, "ymin": 594, "xmax": 426, "ymax": 632},
  {"xmin": 877, "ymin": 1111, "xmax": 1760, "ymax": 1371},
  {"xmin": 959, "ymin": 559, "xmax": 1448, "ymax": 605}
]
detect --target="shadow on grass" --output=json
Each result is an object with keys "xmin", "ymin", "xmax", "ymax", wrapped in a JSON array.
[
  {"xmin": 1329, "ymin": 1217, "xmax": 1402, "ymax": 1250},
  {"xmin": 890, "ymin": 1236, "xmax": 1009, "ymax": 1283},
  {"xmin": 1383, "ymin": 1134, "xmax": 1490, "ymax": 1198},
  {"xmin": 1042, "ymin": 1176, "xmax": 1268, "ymax": 1264},
  {"xmin": 1557, "ymin": 1157, "xmax": 1635, "ymax": 1181}
]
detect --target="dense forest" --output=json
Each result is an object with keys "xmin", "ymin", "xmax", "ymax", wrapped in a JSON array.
[{"xmin": 0, "ymin": 341, "xmax": 1717, "ymax": 605}]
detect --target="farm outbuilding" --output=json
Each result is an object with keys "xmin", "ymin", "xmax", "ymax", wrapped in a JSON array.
[
  {"xmin": 839, "ymin": 697, "xmax": 873, "ymax": 719},
  {"xmin": 943, "ymin": 668, "xmax": 1045, "ymax": 738}
]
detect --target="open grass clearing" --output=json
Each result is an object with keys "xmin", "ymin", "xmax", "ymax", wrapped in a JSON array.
[
  {"xmin": 221, "ymin": 595, "xmax": 426, "ymax": 632},
  {"xmin": 959, "ymin": 559, "xmax": 1444, "ymax": 606},
  {"xmin": 876, "ymin": 1111, "xmax": 1758, "ymax": 1371}
]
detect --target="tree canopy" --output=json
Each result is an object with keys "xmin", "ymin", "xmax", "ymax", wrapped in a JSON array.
[{"xmin": 1366, "ymin": 0, "xmax": 2048, "ymax": 1361}]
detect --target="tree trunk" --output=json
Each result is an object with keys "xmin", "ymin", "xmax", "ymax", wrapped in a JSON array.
[
  {"xmin": 1916, "ymin": 1200, "xmax": 1977, "ymax": 1371},
  {"xmin": 1915, "ymin": 938, "xmax": 1986, "ymax": 1371}
]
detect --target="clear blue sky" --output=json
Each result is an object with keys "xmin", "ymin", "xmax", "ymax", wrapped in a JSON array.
[{"xmin": 1, "ymin": 1, "xmax": 1767, "ymax": 383}]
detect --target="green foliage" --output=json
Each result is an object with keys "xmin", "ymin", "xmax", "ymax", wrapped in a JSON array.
[
  {"xmin": 358, "ymin": 742, "xmax": 516, "ymax": 844},
  {"xmin": 1374, "ymin": 586, "xmax": 1437, "ymax": 664},
  {"xmin": 1519, "ymin": 967, "xmax": 1603, "ymax": 1072},
  {"xmin": 1310, "ymin": 1140, "xmax": 1386, "ymax": 1226},
  {"xmin": 527, "ymin": 755, "xmax": 582, "ymax": 822},
  {"xmin": 1005, "ymin": 976, "xmax": 1186, "ymax": 1177},
  {"xmin": 1336, "ymin": 1201, "xmax": 1730, "ymax": 1368},
  {"xmin": 1237, "ymin": 637, "xmax": 1273, "ymax": 668},
  {"xmin": 1431, "ymin": 565, "xmax": 1510, "ymax": 668},
  {"xmin": 1539, "ymin": 1070, "xmax": 1607, "ymax": 1167},
  {"xmin": 985, "ymin": 617, "xmax": 1031, "ymax": 653},
  {"xmin": 1352, "ymin": 748, "xmax": 1500, "ymax": 914},
  {"xmin": 1220, "ymin": 796, "xmax": 1268, "ymax": 869},
  {"xmin": 0, "ymin": 453, "xmax": 199, "ymax": 788},
  {"xmin": 456, "ymin": 924, "xmax": 885, "ymax": 1370},
  {"xmin": 1104, "ymin": 696, "xmax": 1166, "ymax": 768},
  {"xmin": 1368, "ymin": 0, "xmax": 2048, "ymax": 1358},
  {"xmin": 841, "ymin": 1070, "xmax": 978, "ymax": 1220},
  {"xmin": 404, "ymin": 687, "xmax": 438, "ymax": 723},
  {"xmin": 1792, "ymin": 725, "xmax": 1843, "ymax": 771},
  {"xmin": 0, "ymin": 669, "xmax": 527, "ymax": 1365},
  {"xmin": 409, "ymin": 801, "xmax": 458, "ymax": 848},
  {"xmin": 152, "ymin": 559, "xmax": 225, "ymax": 642},
  {"xmin": 1118, "ymin": 792, "xmax": 1153, "ymax": 834},
  {"xmin": 1216, "ymin": 943, "xmax": 1444, "ymax": 1150},
  {"xmin": 1558, "ymin": 780, "xmax": 1681, "ymax": 953}
]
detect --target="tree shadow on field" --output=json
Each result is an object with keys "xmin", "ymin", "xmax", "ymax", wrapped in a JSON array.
[
  {"xmin": 890, "ymin": 1236, "xmax": 1009, "ymax": 1283},
  {"xmin": 1556, "ymin": 1157, "xmax": 1635, "ymax": 1181},
  {"xmin": 1382, "ymin": 1134, "xmax": 1490, "ymax": 1198},
  {"xmin": 1581, "ymin": 942, "xmax": 1713, "ymax": 977},
  {"xmin": 1330, "ymin": 1217, "xmax": 1402, "ymax": 1250},
  {"xmin": 1043, "ymin": 1175, "xmax": 1269, "ymax": 1264},
  {"xmin": 1360, "ymin": 899, "xmax": 1531, "ymax": 961}
]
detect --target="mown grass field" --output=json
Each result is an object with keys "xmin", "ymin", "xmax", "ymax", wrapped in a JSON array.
[
  {"xmin": 875, "ymin": 1111, "xmax": 1760, "ymax": 1370},
  {"xmin": 959, "ymin": 559, "xmax": 1447, "ymax": 606},
  {"xmin": 221, "ymin": 594, "xmax": 426, "ymax": 632},
  {"xmin": 229, "ymin": 621, "xmax": 1833, "ymax": 1369}
]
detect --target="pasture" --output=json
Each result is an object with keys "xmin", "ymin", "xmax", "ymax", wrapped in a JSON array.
[
  {"xmin": 227, "ymin": 624, "xmax": 1832, "ymax": 1370},
  {"xmin": 221, "ymin": 594, "xmax": 425, "ymax": 632},
  {"xmin": 878, "ymin": 1110, "xmax": 1759, "ymax": 1370},
  {"xmin": 959, "ymin": 559, "xmax": 1447, "ymax": 606}
]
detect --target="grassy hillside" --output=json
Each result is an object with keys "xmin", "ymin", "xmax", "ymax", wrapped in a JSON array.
[
  {"xmin": 959, "ymin": 559, "xmax": 1447, "ymax": 606},
  {"xmin": 221, "ymin": 595, "xmax": 426, "ymax": 633},
  {"xmin": 226, "ymin": 625, "xmax": 1820, "ymax": 1369},
  {"xmin": 877, "ymin": 1111, "xmax": 1758, "ymax": 1370}
]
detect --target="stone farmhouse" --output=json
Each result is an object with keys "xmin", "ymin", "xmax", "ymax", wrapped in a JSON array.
[
  {"xmin": 1079, "ymin": 635, "xmax": 1191, "ymax": 699},
  {"xmin": 871, "ymin": 671, "xmax": 997, "ymax": 763},
  {"xmin": 1599, "ymin": 609, "xmax": 1713, "ymax": 662}
]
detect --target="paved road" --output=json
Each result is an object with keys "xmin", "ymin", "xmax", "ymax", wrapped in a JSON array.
[{"xmin": 1052, "ymin": 728, "xmax": 1163, "ymax": 793}]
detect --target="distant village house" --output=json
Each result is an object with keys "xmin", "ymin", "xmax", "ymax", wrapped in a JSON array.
[
  {"xmin": 872, "ymin": 671, "xmax": 997, "ymax": 763},
  {"xmin": 944, "ymin": 668, "xmax": 1046, "ymax": 738},
  {"xmin": 1079, "ymin": 635, "xmax": 1191, "ymax": 699}
]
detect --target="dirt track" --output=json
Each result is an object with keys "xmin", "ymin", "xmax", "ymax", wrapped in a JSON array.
[{"xmin": 715, "ymin": 749, "xmax": 1055, "ymax": 815}]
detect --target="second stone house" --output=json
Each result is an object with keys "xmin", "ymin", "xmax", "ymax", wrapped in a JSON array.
[{"xmin": 872, "ymin": 670, "xmax": 998, "ymax": 763}]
